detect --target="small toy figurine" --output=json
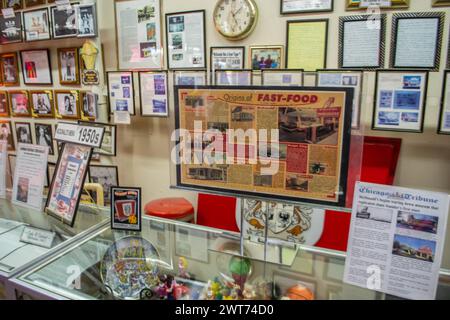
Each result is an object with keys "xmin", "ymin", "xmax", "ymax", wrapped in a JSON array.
[
  {"xmin": 178, "ymin": 257, "xmax": 191, "ymax": 279},
  {"xmin": 242, "ymin": 283, "xmax": 256, "ymax": 300}
]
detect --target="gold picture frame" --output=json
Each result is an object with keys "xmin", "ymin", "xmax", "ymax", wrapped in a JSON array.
[
  {"xmin": 30, "ymin": 90, "xmax": 55, "ymax": 118},
  {"xmin": 346, "ymin": 0, "xmax": 409, "ymax": 10},
  {"xmin": 432, "ymin": 0, "xmax": 450, "ymax": 6},
  {"xmin": 54, "ymin": 90, "xmax": 80, "ymax": 120},
  {"xmin": 9, "ymin": 90, "xmax": 31, "ymax": 118},
  {"xmin": 57, "ymin": 47, "xmax": 80, "ymax": 85},
  {"xmin": 249, "ymin": 45, "xmax": 284, "ymax": 71}
]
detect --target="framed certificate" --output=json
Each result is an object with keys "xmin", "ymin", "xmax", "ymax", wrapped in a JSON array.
[
  {"xmin": 138, "ymin": 71, "xmax": 169, "ymax": 117},
  {"xmin": 372, "ymin": 70, "xmax": 429, "ymax": 133},
  {"xmin": 438, "ymin": 70, "xmax": 450, "ymax": 135},
  {"xmin": 339, "ymin": 14, "xmax": 386, "ymax": 70},
  {"xmin": 261, "ymin": 69, "xmax": 303, "ymax": 86},
  {"xmin": 210, "ymin": 47, "xmax": 245, "ymax": 78},
  {"xmin": 166, "ymin": 10, "xmax": 206, "ymax": 70},
  {"xmin": 114, "ymin": 0, "xmax": 163, "ymax": 70},
  {"xmin": 107, "ymin": 71, "xmax": 136, "ymax": 115},
  {"xmin": 173, "ymin": 70, "xmax": 207, "ymax": 86},
  {"xmin": 391, "ymin": 12, "xmax": 445, "ymax": 71},
  {"xmin": 20, "ymin": 49, "xmax": 53, "ymax": 85},
  {"xmin": 215, "ymin": 70, "xmax": 253, "ymax": 86},
  {"xmin": 286, "ymin": 19, "xmax": 328, "ymax": 72},
  {"xmin": 346, "ymin": 0, "xmax": 409, "ymax": 10},
  {"xmin": 281, "ymin": 0, "xmax": 333, "ymax": 14}
]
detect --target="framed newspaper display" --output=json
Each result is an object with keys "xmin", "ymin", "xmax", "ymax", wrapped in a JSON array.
[
  {"xmin": 114, "ymin": 0, "xmax": 163, "ymax": 70},
  {"xmin": 174, "ymin": 86, "xmax": 353, "ymax": 207}
]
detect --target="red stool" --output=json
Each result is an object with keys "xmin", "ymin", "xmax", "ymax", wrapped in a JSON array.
[{"xmin": 144, "ymin": 198, "xmax": 195, "ymax": 223}]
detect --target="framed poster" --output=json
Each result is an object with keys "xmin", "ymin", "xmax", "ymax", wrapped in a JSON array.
[
  {"xmin": 78, "ymin": 121, "xmax": 117, "ymax": 157},
  {"xmin": 9, "ymin": 90, "xmax": 31, "ymax": 117},
  {"xmin": 107, "ymin": 71, "xmax": 135, "ymax": 115},
  {"xmin": 261, "ymin": 69, "xmax": 303, "ymax": 86},
  {"xmin": 111, "ymin": 187, "xmax": 141, "ymax": 231},
  {"xmin": 34, "ymin": 123, "xmax": 55, "ymax": 155},
  {"xmin": 114, "ymin": 0, "xmax": 163, "ymax": 70},
  {"xmin": 2, "ymin": 0, "xmax": 23, "ymax": 10},
  {"xmin": 89, "ymin": 165, "xmax": 119, "ymax": 205},
  {"xmin": 174, "ymin": 86, "xmax": 353, "ymax": 207},
  {"xmin": 51, "ymin": 5, "xmax": 78, "ymax": 39},
  {"xmin": 77, "ymin": 3, "xmax": 98, "ymax": 38},
  {"xmin": 173, "ymin": 70, "xmax": 207, "ymax": 86},
  {"xmin": 0, "ymin": 53, "xmax": 20, "ymax": 87},
  {"xmin": 138, "ymin": 71, "xmax": 168, "ymax": 117},
  {"xmin": 80, "ymin": 91, "xmax": 98, "ymax": 120},
  {"xmin": 346, "ymin": 0, "xmax": 409, "ymax": 10},
  {"xmin": 280, "ymin": 0, "xmax": 333, "ymax": 14},
  {"xmin": 166, "ymin": 10, "xmax": 206, "ymax": 70},
  {"xmin": 249, "ymin": 46, "xmax": 283, "ymax": 70},
  {"xmin": 372, "ymin": 70, "xmax": 429, "ymax": 133},
  {"xmin": 215, "ymin": 70, "xmax": 253, "ymax": 86},
  {"xmin": 391, "ymin": 12, "xmax": 445, "ymax": 71},
  {"xmin": 55, "ymin": 90, "xmax": 80, "ymax": 119},
  {"xmin": 46, "ymin": 143, "xmax": 92, "ymax": 227},
  {"xmin": 0, "ymin": 120, "xmax": 14, "ymax": 151},
  {"xmin": 438, "ymin": 70, "xmax": 450, "ymax": 135},
  {"xmin": 23, "ymin": 8, "xmax": 51, "ymax": 41},
  {"xmin": 0, "ymin": 91, "xmax": 9, "ymax": 117},
  {"xmin": 14, "ymin": 122, "xmax": 32, "ymax": 145},
  {"xmin": 57, "ymin": 47, "xmax": 80, "ymax": 85},
  {"xmin": 0, "ymin": 13, "xmax": 22, "ymax": 44},
  {"xmin": 30, "ymin": 90, "xmax": 54, "ymax": 118},
  {"xmin": 210, "ymin": 47, "xmax": 245, "ymax": 77},
  {"xmin": 20, "ymin": 49, "xmax": 53, "ymax": 85},
  {"xmin": 286, "ymin": 19, "xmax": 328, "ymax": 72},
  {"xmin": 339, "ymin": 14, "xmax": 386, "ymax": 70},
  {"xmin": 317, "ymin": 70, "xmax": 363, "ymax": 129}
]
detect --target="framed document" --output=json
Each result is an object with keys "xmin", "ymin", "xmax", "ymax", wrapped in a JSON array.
[
  {"xmin": 30, "ymin": 90, "xmax": 54, "ymax": 118},
  {"xmin": 339, "ymin": 14, "xmax": 386, "ymax": 69},
  {"xmin": 346, "ymin": 0, "xmax": 409, "ymax": 10},
  {"xmin": 261, "ymin": 69, "xmax": 303, "ymax": 86},
  {"xmin": 138, "ymin": 71, "xmax": 168, "ymax": 117},
  {"xmin": 23, "ymin": 8, "xmax": 51, "ymax": 41},
  {"xmin": 281, "ymin": 0, "xmax": 333, "ymax": 14},
  {"xmin": 0, "ymin": 52, "xmax": 20, "ymax": 86},
  {"xmin": 20, "ymin": 49, "xmax": 53, "ymax": 85},
  {"xmin": 210, "ymin": 46, "xmax": 245, "ymax": 77},
  {"xmin": 57, "ymin": 47, "xmax": 80, "ymax": 85},
  {"xmin": 317, "ymin": 70, "xmax": 363, "ymax": 129},
  {"xmin": 0, "ymin": 91, "xmax": 9, "ymax": 117},
  {"xmin": 286, "ymin": 19, "xmax": 328, "ymax": 72},
  {"xmin": 0, "ymin": 13, "xmax": 22, "ymax": 44},
  {"xmin": 173, "ymin": 70, "xmax": 207, "ymax": 86},
  {"xmin": 9, "ymin": 90, "xmax": 31, "ymax": 118},
  {"xmin": 438, "ymin": 70, "xmax": 450, "ymax": 135},
  {"xmin": 372, "ymin": 70, "xmax": 428, "ymax": 133},
  {"xmin": 166, "ymin": 10, "xmax": 206, "ymax": 70},
  {"xmin": 107, "ymin": 71, "xmax": 135, "ymax": 115},
  {"xmin": 391, "ymin": 12, "xmax": 445, "ymax": 71},
  {"xmin": 215, "ymin": 70, "xmax": 253, "ymax": 86},
  {"xmin": 55, "ymin": 90, "xmax": 80, "ymax": 120},
  {"xmin": 249, "ymin": 45, "xmax": 284, "ymax": 70},
  {"xmin": 114, "ymin": 0, "xmax": 163, "ymax": 70}
]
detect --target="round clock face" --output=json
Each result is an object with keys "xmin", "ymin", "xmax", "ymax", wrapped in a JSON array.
[{"xmin": 214, "ymin": 0, "xmax": 258, "ymax": 40}]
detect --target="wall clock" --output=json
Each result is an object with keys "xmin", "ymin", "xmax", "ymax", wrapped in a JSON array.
[{"xmin": 213, "ymin": 0, "xmax": 259, "ymax": 41}]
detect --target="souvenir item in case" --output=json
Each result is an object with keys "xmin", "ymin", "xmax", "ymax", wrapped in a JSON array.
[{"xmin": 111, "ymin": 187, "xmax": 141, "ymax": 231}]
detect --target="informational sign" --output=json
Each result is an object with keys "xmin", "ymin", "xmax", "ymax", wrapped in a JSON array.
[
  {"xmin": 20, "ymin": 226, "xmax": 56, "ymax": 249},
  {"xmin": 0, "ymin": 141, "xmax": 7, "ymax": 198},
  {"xmin": 360, "ymin": 0, "xmax": 391, "ymax": 7},
  {"xmin": 55, "ymin": 122, "xmax": 105, "ymax": 148},
  {"xmin": 344, "ymin": 182, "xmax": 449, "ymax": 300}
]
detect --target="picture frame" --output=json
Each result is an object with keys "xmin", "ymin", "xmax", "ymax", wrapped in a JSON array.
[
  {"xmin": 390, "ymin": 12, "xmax": 445, "ymax": 71},
  {"xmin": 2, "ymin": 0, "xmax": 23, "ymax": 10},
  {"xmin": 372, "ymin": 69, "xmax": 429, "ymax": 133},
  {"xmin": 107, "ymin": 71, "xmax": 136, "ymax": 115},
  {"xmin": 89, "ymin": 165, "xmax": 119, "ymax": 205},
  {"xmin": 30, "ymin": 90, "xmax": 54, "ymax": 118},
  {"xmin": 114, "ymin": 0, "xmax": 163, "ymax": 70},
  {"xmin": 173, "ymin": 70, "xmax": 207, "ymax": 86},
  {"xmin": 166, "ymin": 10, "xmax": 206, "ymax": 70},
  {"xmin": 54, "ymin": 90, "xmax": 80, "ymax": 119},
  {"xmin": 339, "ymin": 14, "xmax": 386, "ymax": 70},
  {"xmin": 20, "ymin": 49, "xmax": 53, "ymax": 85},
  {"xmin": 432, "ymin": 0, "xmax": 450, "ymax": 6},
  {"xmin": 138, "ymin": 71, "xmax": 169, "ymax": 117},
  {"xmin": 50, "ymin": 5, "xmax": 78, "ymax": 39},
  {"xmin": 261, "ymin": 69, "xmax": 303, "ymax": 86},
  {"xmin": 345, "ymin": 0, "xmax": 410, "ymax": 10},
  {"xmin": 210, "ymin": 46, "xmax": 245, "ymax": 78},
  {"xmin": 77, "ymin": 3, "xmax": 98, "ymax": 38},
  {"xmin": 9, "ymin": 90, "xmax": 31, "ymax": 118},
  {"xmin": 110, "ymin": 186, "xmax": 142, "ymax": 232},
  {"xmin": 80, "ymin": 91, "xmax": 98, "ymax": 121},
  {"xmin": 0, "ymin": 91, "xmax": 9, "ymax": 117},
  {"xmin": 14, "ymin": 122, "xmax": 33, "ymax": 145},
  {"xmin": 0, "ymin": 120, "xmax": 15, "ymax": 151},
  {"xmin": 0, "ymin": 53, "xmax": 20, "ymax": 87},
  {"xmin": 438, "ymin": 70, "xmax": 450, "ymax": 135},
  {"xmin": 34, "ymin": 123, "xmax": 55, "ymax": 156},
  {"xmin": 24, "ymin": 0, "xmax": 45, "ymax": 8},
  {"xmin": 249, "ymin": 45, "xmax": 284, "ymax": 71},
  {"xmin": 57, "ymin": 47, "xmax": 80, "ymax": 85},
  {"xmin": 23, "ymin": 7, "xmax": 51, "ymax": 41},
  {"xmin": 214, "ymin": 69, "xmax": 253, "ymax": 86},
  {"xmin": 78, "ymin": 121, "xmax": 117, "ymax": 157},
  {"xmin": 0, "ymin": 13, "xmax": 23, "ymax": 44},
  {"xmin": 280, "ymin": 0, "xmax": 333, "ymax": 15}
]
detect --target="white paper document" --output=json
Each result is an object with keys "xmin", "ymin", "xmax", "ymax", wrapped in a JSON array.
[{"xmin": 344, "ymin": 182, "xmax": 449, "ymax": 300}]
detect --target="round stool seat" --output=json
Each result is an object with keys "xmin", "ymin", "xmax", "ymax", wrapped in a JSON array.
[{"xmin": 144, "ymin": 198, "xmax": 194, "ymax": 222}]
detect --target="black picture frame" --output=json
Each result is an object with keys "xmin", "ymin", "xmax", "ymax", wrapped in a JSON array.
[
  {"xmin": 338, "ymin": 14, "xmax": 386, "ymax": 70},
  {"xmin": 173, "ymin": 69, "xmax": 208, "ymax": 86},
  {"xmin": 106, "ymin": 71, "xmax": 136, "ymax": 116},
  {"xmin": 261, "ymin": 69, "xmax": 304, "ymax": 86},
  {"xmin": 214, "ymin": 69, "xmax": 253, "ymax": 86},
  {"xmin": 280, "ymin": 0, "xmax": 333, "ymax": 15},
  {"xmin": 390, "ymin": 12, "xmax": 445, "ymax": 72},
  {"xmin": 447, "ymin": 26, "xmax": 450, "ymax": 70},
  {"xmin": 138, "ymin": 70, "xmax": 169, "ymax": 118},
  {"xmin": 22, "ymin": 7, "xmax": 51, "ymax": 42},
  {"xmin": 34, "ymin": 122, "xmax": 55, "ymax": 156},
  {"xmin": 14, "ymin": 121, "xmax": 33, "ymax": 145},
  {"xmin": 165, "ymin": 10, "xmax": 206, "ymax": 70},
  {"xmin": 110, "ymin": 186, "xmax": 142, "ymax": 232},
  {"xmin": 77, "ymin": 3, "xmax": 98, "ymax": 38},
  {"xmin": 50, "ymin": 5, "xmax": 79, "ymax": 39},
  {"xmin": 210, "ymin": 46, "xmax": 245, "ymax": 77},
  {"xmin": 0, "ymin": 13, "xmax": 23, "ymax": 45},
  {"xmin": 437, "ymin": 70, "xmax": 450, "ymax": 135},
  {"xmin": 78, "ymin": 120, "xmax": 117, "ymax": 157},
  {"xmin": 372, "ymin": 69, "xmax": 429, "ymax": 134},
  {"xmin": 88, "ymin": 164, "xmax": 119, "ymax": 205},
  {"xmin": 20, "ymin": 49, "xmax": 53, "ymax": 85}
]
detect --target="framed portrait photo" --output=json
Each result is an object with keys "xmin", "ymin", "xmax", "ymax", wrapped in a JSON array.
[
  {"xmin": 280, "ymin": 0, "xmax": 333, "ymax": 14},
  {"xmin": 249, "ymin": 46, "xmax": 284, "ymax": 71},
  {"xmin": 346, "ymin": 0, "xmax": 409, "ymax": 10},
  {"xmin": 0, "ymin": 13, "xmax": 23, "ymax": 44},
  {"xmin": 57, "ymin": 47, "xmax": 80, "ymax": 85},
  {"xmin": 14, "ymin": 122, "xmax": 33, "ymax": 145},
  {"xmin": 34, "ymin": 123, "xmax": 55, "ymax": 155},
  {"xmin": 20, "ymin": 49, "xmax": 53, "ymax": 85},
  {"xmin": 30, "ymin": 90, "xmax": 54, "ymax": 118},
  {"xmin": 0, "ymin": 53, "xmax": 20, "ymax": 86},
  {"xmin": 372, "ymin": 70, "xmax": 429, "ymax": 133},
  {"xmin": 0, "ymin": 91, "xmax": 9, "ymax": 117},
  {"xmin": 80, "ymin": 91, "xmax": 98, "ymax": 121},
  {"xmin": 210, "ymin": 46, "xmax": 245, "ymax": 78},
  {"xmin": 261, "ymin": 69, "xmax": 303, "ymax": 86},
  {"xmin": 78, "ymin": 121, "xmax": 117, "ymax": 157},
  {"xmin": 215, "ymin": 69, "xmax": 253, "ymax": 86},
  {"xmin": 89, "ymin": 165, "xmax": 119, "ymax": 205},
  {"xmin": 138, "ymin": 71, "xmax": 168, "ymax": 117},
  {"xmin": 51, "ymin": 5, "xmax": 78, "ymax": 39},
  {"xmin": 438, "ymin": 70, "xmax": 450, "ymax": 135},
  {"xmin": 0, "ymin": 120, "xmax": 15, "ymax": 151},
  {"xmin": 107, "ymin": 71, "xmax": 135, "ymax": 115},
  {"xmin": 55, "ymin": 90, "xmax": 80, "ymax": 119},
  {"xmin": 9, "ymin": 90, "xmax": 31, "ymax": 117},
  {"xmin": 24, "ymin": 0, "xmax": 45, "ymax": 8},
  {"xmin": 2, "ymin": 0, "xmax": 23, "ymax": 10},
  {"xmin": 77, "ymin": 3, "xmax": 97, "ymax": 38},
  {"xmin": 23, "ymin": 8, "xmax": 51, "ymax": 41}
]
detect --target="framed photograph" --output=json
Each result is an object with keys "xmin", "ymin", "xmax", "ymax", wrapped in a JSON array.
[
  {"xmin": 23, "ymin": 8, "xmax": 51, "ymax": 41},
  {"xmin": 78, "ymin": 121, "xmax": 117, "ymax": 156},
  {"xmin": 280, "ymin": 0, "xmax": 333, "ymax": 14},
  {"xmin": 346, "ymin": 0, "xmax": 409, "ymax": 10},
  {"xmin": 210, "ymin": 46, "xmax": 245, "ymax": 77},
  {"xmin": 317, "ymin": 70, "xmax": 363, "ymax": 129},
  {"xmin": 438, "ymin": 70, "xmax": 450, "ymax": 135},
  {"xmin": 9, "ymin": 90, "xmax": 31, "ymax": 117},
  {"xmin": 107, "ymin": 71, "xmax": 135, "ymax": 115},
  {"xmin": 30, "ymin": 90, "xmax": 54, "ymax": 118},
  {"xmin": 173, "ymin": 70, "xmax": 207, "ymax": 86},
  {"xmin": 34, "ymin": 123, "xmax": 55, "ymax": 155},
  {"xmin": 339, "ymin": 14, "xmax": 386, "ymax": 70},
  {"xmin": 24, "ymin": 0, "xmax": 44, "ymax": 8},
  {"xmin": 0, "ymin": 91, "xmax": 9, "ymax": 117},
  {"xmin": 45, "ymin": 143, "xmax": 92, "ymax": 227},
  {"xmin": 2, "ymin": 0, "xmax": 23, "ymax": 10},
  {"xmin": 261, "ymin": 69, "xmax": 303, "ymax": 86},
  {"xmin": 115, "ymin": 0, "xmax": 163, "ymax": 70},
  {"xmin": 51, "ymin": 5, "xmax": 78, "ymax": 39},
  {"xmin": 0, "ymin": 53, "xmax": 20, "ymax": 86},
  {"xmin": 80, "ymin": 91, "xmax": 98, "ymax": 120},
  {"xmin": 166, "ymin": 10, "xmax": 206, "ymax": 70},
  {"xmin": 14, "ymin": 122, "xmax": 32, "ymax": 145},
  {"xmin": 0, "ymin": 120, "xmax": 14, "ymax": 151},
  {"xmin": 372, "ymin": 70, "xmax": 429, "ymax": 133},
  {"xmin": 215, "ymin": 69, "xmax": 253, "ymax": 86},
  {"xmin": 391, "ymin": 12, "xmax": 445, "ymax": 71},
  {"xmin": 138, "ymin": 71, "xmax": 168, "ymax": 117},
  {"xmin": 249, "ymin": 46, "xmax": 283, "ymax": 71},
  {"xmin": 57, "ymin": 47, "xmax": 80, "ymax": 85},
  {"xmin": 272, "ymin": 271, "xmax": 316, "ymax": 300},
  {"xmin": 0, "ymin": 13, "xmax": 23, "ymax": 44},
  {"xmin": 20, "ymin": 49, "xmax": 53, "ymax": 85},
  {"xmin": 286, "ymin": 19, "xmax": 328, "ymax": 71},
  {"xmin": 111, "ymin": 187, "xmax": 141, "ymax": 232},
  {"xmin": 89, "ymin": 165, "xmax": 119, "ymax": 205},
  {"xmin": 55, "ymin": 90, "xmax": 80, "ymax": 119},
  {"xmin": 77, "ymin": 3, "xmax": 98, "ymax": 38}
]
